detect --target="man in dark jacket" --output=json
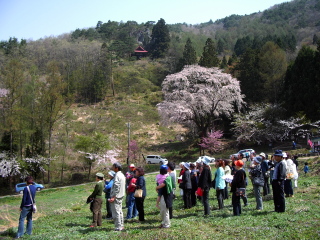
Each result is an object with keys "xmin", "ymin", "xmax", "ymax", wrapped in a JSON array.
[
  {"xmin": 181, "ymin": 162, "xmax": 192, "ymax": 209},
  {"xmin": 271, "ymin": 150, "xmax": 287, "ymax": 212},
  {"xmin": 198, "ymin": 159, "xmax": 212, "ymax": 216}
]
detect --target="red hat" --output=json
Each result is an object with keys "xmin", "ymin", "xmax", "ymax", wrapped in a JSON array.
[{"xmin": 235, "ymin": 160, "xmax": 244, "ymax": 167}]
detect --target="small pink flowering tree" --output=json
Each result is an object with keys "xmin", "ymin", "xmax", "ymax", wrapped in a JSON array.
[{"xmin": 199, "ymin": 130, "xmax": 224, "ymax": 154}]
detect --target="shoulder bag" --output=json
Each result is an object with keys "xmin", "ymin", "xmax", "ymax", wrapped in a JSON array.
[
  {"xmin": 27, "ymin": 186, "xmax": 37, "ymax": 213},
  {"xmin": 134, "ymin": 189, "xmax": 143, "ymax": 198}
]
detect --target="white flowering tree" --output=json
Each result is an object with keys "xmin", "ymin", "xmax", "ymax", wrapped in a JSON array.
[
  {"xmin": 157, "ymin": 65, "xmax": 244, "ymax": 137},
  {"xmin": 231, "ymin": 103, "xmax": 320, "ymax": 145}
]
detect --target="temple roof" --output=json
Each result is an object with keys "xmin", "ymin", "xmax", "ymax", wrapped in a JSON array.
[{"xmin": 134, "ymin": 46, "xmax": 148, "ymax": 53}]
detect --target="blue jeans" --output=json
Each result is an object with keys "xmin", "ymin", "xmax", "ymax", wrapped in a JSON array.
[
  {"xmin": 126, "ymin": 192, "xmax": 137, "ymax": 219},
  {"xmin": 17, "ymin": 206, "xmax": 33, "ymax": 238}
]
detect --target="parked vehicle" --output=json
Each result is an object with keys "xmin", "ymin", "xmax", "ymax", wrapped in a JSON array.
[
  {"xmin": 232, "ymin": 149, "xmax": 255, "ymax": 159},
  {"xmin": 146, "ymin": 155, "xmax": 168, "ymax": 164},
  {"xmin": 15, "ymin": 182, "xmax": 45, "ymax": 194},
  {"xmin": 197, "ymin": 155, "xmax": 215, "ymax": 163}
]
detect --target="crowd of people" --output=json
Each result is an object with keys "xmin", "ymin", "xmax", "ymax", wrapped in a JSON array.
[{"xmin": 16, "ymin": 149, "xmax": 305, "ymax": 236}]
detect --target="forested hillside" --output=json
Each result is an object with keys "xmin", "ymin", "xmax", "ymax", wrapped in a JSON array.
[{"xmin": 0, "ymin": 0, "xmax": 320, "ymax": 189}]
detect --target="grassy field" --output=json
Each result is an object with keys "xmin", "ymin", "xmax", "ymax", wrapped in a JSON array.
[{"xmin": 0, "ymin": 159, "xmax": 319, "ymax": 240}]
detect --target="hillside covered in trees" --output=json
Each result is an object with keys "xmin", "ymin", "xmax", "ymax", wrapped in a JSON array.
[{"xmin": 0, "ymin": 0, "xmax": 320, "ymax": 187}]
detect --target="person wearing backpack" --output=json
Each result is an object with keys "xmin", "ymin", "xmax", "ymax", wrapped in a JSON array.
[{"xmin": 16, "ymin": 176, "xmax": 37, "ymax": 238}]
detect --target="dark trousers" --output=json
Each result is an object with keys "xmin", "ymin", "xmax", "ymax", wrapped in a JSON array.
[
  {"xmin": 191, "ymin": 188, "xmax": 197, "ymax": 206},
  {"xmin": 135, "ymin": 197, "xmax": 145, "ymax": 221},
  {"xmin": 183, "ymin": 189, "xmax": 192, "ymax": 209},
  {"xmin": 232, "ymin": 192, "xmax": 242, "ymax": 216},
  {"xmin": 106, "ymin": 199, "xmax": 112, "ymax": 218},
  {"xmin": 202, "ymin": 188, "xmax": 210, "ymax": 215},
  {"xmin": 263, "ymin": 176, "xmax": 270, "ymax": 196},
  {"xmin": 216, "ymin": 189, "xmax": 224, "ymax": 209},
  {"xmin": 272, "ymin": 180, "xmax": 285, "ymax": 212},
  {"xmin": 224, "ymin": 182, "xmax": 229, "ymax": 199},
  {"xmin": 284, "ymin": 179, "xmax": 293, "ymax": 195},
  {"xmin": 92, "ymin": 198, "xmax": 102, "ymax": 226}
]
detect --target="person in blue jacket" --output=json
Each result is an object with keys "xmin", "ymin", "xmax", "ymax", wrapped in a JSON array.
[
  {"xmin": 104, "ymin": 171, "xmax": 115, "ymax": 219},
  {"xmin": 16, "ymin": 176, "xmax": 36, "ymax": 238}
]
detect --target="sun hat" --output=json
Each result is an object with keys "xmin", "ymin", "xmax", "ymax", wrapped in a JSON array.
[
  {"xmin": 234, "ymin": 160, "xmax": 244, "ymax": 167},
  {"xmin": 274, "ymin": 150, "xmax": 283, "ymax": 157},
  {"xmin": 96, "ymin": 172, "xmax": 104, "ymax": 178},
  {"xmin": 183, "ymin": 162, "xmax": 190, "ymax": 169},
  {"xmin": 259, "ymin": 152, "xmax": 266, "ymax": 158},
  {"xmin": 108, "ymin": 171, "xmax": 115, "ymax": 177},
  {"xmin": 254, "ymin": 156, "xmax": 262, "ymax": 164}
]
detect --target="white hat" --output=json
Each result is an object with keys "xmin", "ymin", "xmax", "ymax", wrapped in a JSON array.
[
  {"xmin": 259, "ymin": 152, "xmax": 266, "ymax": 158},
  {"xmin": 282, "ymin": 152, "xmax": 287, "ymax": 158}
]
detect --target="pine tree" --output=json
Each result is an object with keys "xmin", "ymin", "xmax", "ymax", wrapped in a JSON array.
[
  {"xmin": 177, "ymin": 38, "xmax": 197, "ymax": 71},
  {"xmin": 199, "ymin": 38, "xmax": 220, "ymax": 67},
  {"xmin": 149, "ymin": 18, "xmax": 170, "ymax": 59}
]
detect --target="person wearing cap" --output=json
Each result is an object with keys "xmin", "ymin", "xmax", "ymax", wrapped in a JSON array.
[
  {"xmin": 250, "ymin": 157, "xmax": 264, "ymax": 210},
  {"xmin": 156, "ymin": 165, "xmax": 169, "ymax": 209},
  {"xmin": 88, "ymin": 172, "xmax": 105, "ymax": 227},
  {"xmin": 198, "ymin": 158, "xmax": 212, "ymax": 216},
  {"xmin": 272, "ymin": 150, "xmax": 287, "ymax": 213},
  {"xmin": 181, "ymin": 162, "xmax": 192, "ymax": 209},
  {"xmin": 260, "ymin": 152, "xmax": 270, "ymax": 196},
  {"xmin": 109, "ymin": 162, "xmax": 126, "ymax": 231},
  {"xmin": 104, "ymin": 171, "xmax": 115, "ymax": 219},
  {"xmin": 230, "ymin": 160, "xmax": 247, "ymax": 216},
  {"xmin": 125, "ymin": 171, "xmax": 138, "ymax": 220},
  {"xmin": 125, "ymin": 164, "xmax": 136, "ymax": 208},
  {"xmin": 16, "ymin": 176, "xmax": 37, "ymax": 238},
  {"xmin": 284, "ymin": 153, "xmax": 296, "ymax": 198}
]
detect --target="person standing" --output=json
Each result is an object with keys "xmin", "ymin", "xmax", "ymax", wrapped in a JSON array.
[
  {"xmin": 198, "ymin": 158, "xmax": 212, "ymax": 216},
  {"xmin": 181, "ymin": 162, "xmax": 192, "ymax": 209},
  {"xmin": 250, "ymin": 157, "xmax": 264, "ymax": 210},
  {"xmin": 230, "ymin": 160, "xmax": 246, "ymax": 216},
  {"xmin": 214, "ymin": 159, "xmax": 226, "ymax": 209},
  {"xmin": 109, "ymin": 162, "xmax": 126, "ymax": 231},
  {"xmin": 167, "ymin": 162, "xmax": 176, "ymax": 219},
  {"xmin": 223, "ymin": 159, "xmax": 232, "ymax": 200},
  {"xmin": 88, "ymin": 173, "xmax": 104, "ymax": 227},
  {"xmin": 272, "ymin": 150, "xmax": 287, "ymax": 213},
  {"xmin": 125, "ymin": 175, "xmax": 138, "ymax": 219},
  {"xmin": 156, "ymin": 167, "xmax": 174, "ymax": 228},
  {"xmin": 16, "ymin": 176, "xmax": 37, "ymax": 238},
  {"xmin": 304, "ymin": 162, "xmax": 309, "ymax": 175},
  {"xmin": 104, "ymin": 171, "xmax": 115, "ymax": 219},
  {"xmin": 260, "ymin": 152, "xmax": 270, "ymax": 196},
  {"xmin": 134, "ymin": 167, "xmax": 146, "ymax": 222},
  {"xmin": 284, "ymin": 155, "xmax": 297, "ymax": 197},
  {"xmin": 190, "ymin": 163, "xmax": 198, "ymax": 207},
  {"xmin": 125, "ymin": 164, "xmax": 135, "ymax": 208}
]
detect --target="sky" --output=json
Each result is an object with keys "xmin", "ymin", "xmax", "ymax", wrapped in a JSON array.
[{"xmin": 0, "ymin": 0, "xmax": 290, "ymax": 41}]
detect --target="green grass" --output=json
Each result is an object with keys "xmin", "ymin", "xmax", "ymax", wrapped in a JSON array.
[{"xmin": 1, "ymin": 162, "xmax": 320, "ymax": 239}]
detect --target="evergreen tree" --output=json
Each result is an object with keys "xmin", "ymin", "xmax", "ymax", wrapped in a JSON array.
[
  {"xmin": 220, "ymin": 55, "xmax": 228, "ymax": 69},
  {"xmin": 235, "ymin": 48, "xmax": 264, "ymax": 103},
  {"xmin": 199, "ymin": 38, "xmax": 220, "ymax": 67},
  {"xmin": 283, "ymin": 46, "xmax": 319, "ymax": 121},
  {"xmin": 176, "ymin": 38, "xmax": 197, "ymax": 71},
  {"xmin": 149, "ymin": 18, "xmax": 170, "ymax": 59}
]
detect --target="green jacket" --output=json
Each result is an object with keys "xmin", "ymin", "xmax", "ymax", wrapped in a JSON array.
[{"xmin": 89, "ymin": 180, "xmax": 104, "ymax": 199}]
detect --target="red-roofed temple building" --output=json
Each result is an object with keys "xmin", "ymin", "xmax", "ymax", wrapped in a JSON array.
[{"xmin": 132, "ymin": 46, "xmax": 148, "ymax": 59}]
